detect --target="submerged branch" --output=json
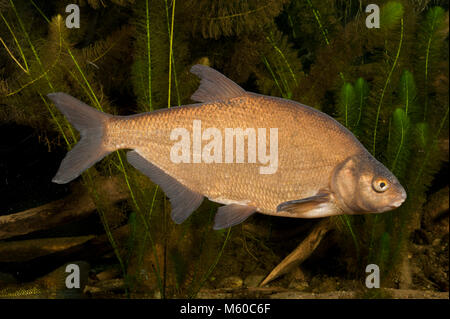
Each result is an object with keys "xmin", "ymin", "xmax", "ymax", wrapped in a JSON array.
[
  {"xmin": 260, "ymin": 219, "xmax": 333, "ymax": 286},
  {"xmin": 0, "ymin": 177, "xmax": 128, "ymax": 240}
]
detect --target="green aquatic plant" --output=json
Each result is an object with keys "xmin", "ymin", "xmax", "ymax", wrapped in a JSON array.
[
  {"xmin": 258, "ymin": 28, "xmax": 303, "ymax": 99},
  {"xmin": 366, "ymin": 62, "xmax": 447, "ymax": 280},
  {"xmin": 353, "ymin": 78, "xmax": 370, "ymax": 138},
  {"xmin": 370, "ymin": 1, "xmax": 404, "ymax": 156},
  {"xmin": 334, "ymin": 77, "xmax": 370, "ymax": 139},
  {"xmin": 334, "ymin": 77, "xmax": 370, "ymax": 259},
  {"xmin": 337, "ymin": 82, "xmax": 356, "ymax": 129},
  {"xmin": 180, "ymin": 0, "xmax": 288, "ymax": 39},
  {"xmin": 416, "ymin": 6, "xmax": 447, "ymax": 121}
]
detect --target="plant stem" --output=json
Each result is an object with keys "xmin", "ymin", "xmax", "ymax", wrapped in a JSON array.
[
  {"xmin": 166, "ymin": 0, "xmax": 176, "ymax": 109},
  {"xmin": 145, "ymin": 0, "xmax": 153, "ymax": 111},
  {"xmin": 189, "ymin": 228, "xmax": 231, "ymax": 298},
  {"xmin": 372, "ymin": 19, "xmax": 403, "ymax": 155}
]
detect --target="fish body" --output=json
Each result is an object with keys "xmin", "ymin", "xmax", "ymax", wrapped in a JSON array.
[
  {"xmin": 105, "ymin": 94, "xmax": 362, "ymax": 215},
  {"xmin": 48, "ymin": 65, "xmax": 406, "ymax": 229}
]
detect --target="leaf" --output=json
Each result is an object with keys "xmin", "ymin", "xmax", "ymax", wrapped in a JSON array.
[
  {"xmin": 353, "ymin": 77, "xmax": 369, "ymax": 135},
  {"xmin": 170, "ymin": 248, "xmax": 188, "ymax": 289},
  {"xmin": 258, "ymin": 29, "xmax": 303, "ymax": 98},
  {"xmin": 377, "ymin": 232, "xmax": 391, "ymax": 271},
  {"xmin": 337, "ymin": 82, "xmax": 356, "ymax": 128},
  {"xmin": 398, "ymin": 70, "xmax": 417, "ymax": 118},
  {"xmin": 387, "ymin": 108, "xmax": 410, "ymax": 180},
  {"xmin": 380, "ymin": 1, "xmax": 404, "ymax": 30},
  {"xmin": 181, "ymin": 0, "xmax": 288, "ymax": 39},
  {"xmin": 414, "ymin": 122, "xmax": 430, "ymax": 150},
  {"xmin": 416, "ymin": 6, "xmax": 448, "ymax": 121}
]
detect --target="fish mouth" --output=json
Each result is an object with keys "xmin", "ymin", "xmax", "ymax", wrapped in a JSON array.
[
  {"xmin": 376, "ymin": 189, "xmax": 407, "ymax": 212},
  {"xmin": 389, "ymin": 200, "xmax": 404, "ymax": 209},
  {"xmin": 389, "ymin": 188, "xmax": 407, "ymax": 209}
]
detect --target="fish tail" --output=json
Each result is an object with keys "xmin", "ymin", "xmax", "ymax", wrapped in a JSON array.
[{"xmin": 47, "ymin": 92, "xmax": 113, "ymax": 184}]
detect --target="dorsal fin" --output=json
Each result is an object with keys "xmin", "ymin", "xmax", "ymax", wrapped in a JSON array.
[{"xmin": 190, "ymin": 64, "xmax": 246, "ymax": 103}]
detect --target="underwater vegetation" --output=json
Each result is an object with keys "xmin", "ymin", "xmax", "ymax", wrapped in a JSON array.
[{"xmin": 0, "ymin": 0, "xmax": 448, "ymax": 298}]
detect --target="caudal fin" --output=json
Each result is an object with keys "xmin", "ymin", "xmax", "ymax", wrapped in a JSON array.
[{"xmin": 47, "ymin": 92, "xmax": 112, "ymax": 184}]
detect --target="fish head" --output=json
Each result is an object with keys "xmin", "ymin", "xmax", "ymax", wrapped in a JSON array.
[{"xmin": 331, "ymin": 153, "xmax": 407, "ymax": 214}]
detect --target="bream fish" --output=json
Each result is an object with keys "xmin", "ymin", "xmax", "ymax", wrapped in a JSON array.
[{"xmin": 48, "ymin": 64, "xmax": 407, "ymax": 229}]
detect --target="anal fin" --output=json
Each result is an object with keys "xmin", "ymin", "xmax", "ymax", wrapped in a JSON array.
[
  {"xmin": 127, "ymin": 151, "xmax": 204, "ymax": 224},
  {"xmin": 213, "ymin": 204, "xmax": 256, "ymax": 230}
]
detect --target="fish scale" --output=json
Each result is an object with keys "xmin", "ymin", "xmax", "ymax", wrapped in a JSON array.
[
  {"xmin": 105, "ymin": 93, "xmax": 362, "ymax": 215},
  {"xmin": 48, "ymin": 64, "xmax": 406, "ymax": 229}
]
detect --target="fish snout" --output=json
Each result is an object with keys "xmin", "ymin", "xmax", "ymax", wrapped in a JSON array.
[{"xmin": 390, "ymin": 187, "xmax": 407, "ymax": 208}]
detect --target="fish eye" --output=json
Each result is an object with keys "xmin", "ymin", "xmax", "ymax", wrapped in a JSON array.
[{"xmin": 372, "ymin": 178, "xmax": 390, "ymax": 193}]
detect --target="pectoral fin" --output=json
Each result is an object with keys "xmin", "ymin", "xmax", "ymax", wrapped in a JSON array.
[
  {"xmin": 127, "ymin": 151, "xmax": 204, "ymax": 224},
  {"xmin": 276, "ymin": 192, "xmax": 337, "ymax": 218},
  {"xmin": 213, "ymin": 204, "xmax": 257, "ymax": 230}
]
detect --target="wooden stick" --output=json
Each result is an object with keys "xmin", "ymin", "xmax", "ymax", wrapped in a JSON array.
[
  {"xmin": 260, "ymin": 219, "xmax": 332, "ymax": 286},
  {"xmin": 0, "ymin": 177, "xmax": 129, "ymax": 240}
]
